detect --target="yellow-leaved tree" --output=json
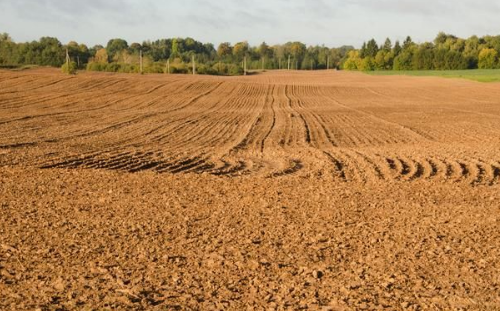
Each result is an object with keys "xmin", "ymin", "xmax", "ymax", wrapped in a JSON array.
[
  {"xmin": 343, "ymin": 50, "xmax": 362, "ymax": 70},
  {"xmin": 478, "ymin": 48, "xmax": 498, "ymax": 69},
  {"xmin": 94, "ymin": 48, "xmax": 109, "ymax": 64}
]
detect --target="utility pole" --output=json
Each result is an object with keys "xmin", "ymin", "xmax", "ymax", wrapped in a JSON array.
[
  {"xmin": 244, "ymin": 56, "xmax": 247, "ymax": 76},
  {"xmin": 287, "ymin": 55, "xmax": 291, "ymax": 70},
  {"xmin": 139, "ymin": 50, "xmax": 143, "ymax": 74},
  {"xmin": 65, "ymin": 48, "xmax": 70, "ymax": 69},
  {"xmin": 77, "ymin": 56, "xmax": 80, "ymax": 68},
  {"xmin": 192, "ymin": 55, "xmax": 196, "ymax": 75}
]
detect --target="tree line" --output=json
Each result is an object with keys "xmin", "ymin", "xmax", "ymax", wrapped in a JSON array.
[
  {"xmin": 2, "ymin": 32, "xmax": 500, "ymax": 75},
  {"xmin": 344, "ymin": 32, "xmax": 500, "ymax": 71},
  {"xmin": 0, "ymin": 33, "xmax": 353, "ymax": 75}
]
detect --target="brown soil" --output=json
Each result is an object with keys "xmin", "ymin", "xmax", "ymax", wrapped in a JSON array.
[{"xmin": 1, "ymin": 68, "xmax": 499, "ymax": 310}]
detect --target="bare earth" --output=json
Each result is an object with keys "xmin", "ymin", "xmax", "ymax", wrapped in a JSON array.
[{"xmin": 0, "ymin": 69, "xmax": 499, "ymax": 310}]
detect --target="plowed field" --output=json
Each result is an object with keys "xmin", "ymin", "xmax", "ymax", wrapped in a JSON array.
[{"xmin": 1, "ymin": 69, "xmax": 499, "ymax": 310}]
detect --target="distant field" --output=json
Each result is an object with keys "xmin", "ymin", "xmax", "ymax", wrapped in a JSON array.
[{"xmin": 365, "ymin": 69, "xmax": 500, "ymax": 82}]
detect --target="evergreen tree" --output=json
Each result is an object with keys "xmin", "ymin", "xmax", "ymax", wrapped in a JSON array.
[
  {"xmin": 366, "ymin": 39, "xmax": 379, "ymax": 58},
  {"xmin": 359, "ymin": 42, "xmax": 367, "ymax": 58},
  {"xmin": 403, "ymin": 36, "xmax": 414, "ymax": 50},
  {"xmin": 383, "ymin": 38, "xmax": 392, "ymax": 52},
  {"xmin": 393, "ymin": 41, "xmax": 402, "ymax": 56}
]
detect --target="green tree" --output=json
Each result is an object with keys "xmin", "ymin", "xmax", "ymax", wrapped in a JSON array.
[
  {"xmin": 463, "ymin": 36, "xmax": 480, "ymax": 68},
  {"xmin": 393, "ymin": 40, "xmax": 402, "ymax": 56},
  {"xmin": 65, "ymin": 41, "xmax": 89, "ymax": 68},
  {"xmin": 203, "ymin": 43, "xmax": 216, "ymax": 60},
  {"xmin": 258, "ymin": 42, "xmax": 272, "ymax": 59},
  {"xmin": 146, "ymin": 39, "xmax": 172, "ymax": 61},
  {"xmin": 451, "ymin": 39, "xmax": 465, "ymax": 53},
  {"xmin": 0, "ymin": 33, "xmax": 15, "ymax": 65},
  {"xmin": 412, "ymin": 43, "xmax": 434, "ymax": 70},
  {"xmin": 39, "ymin": 37, "xmax": 64, "ymax": 66},
  {"xmin": 106, "ymin": 38, "xmax": 128, "ymax": 62},
  {"xmin": 129, "ymin": 43, "xmax": 142, "ymax": 54},
  {"xmin": 382, "ymin": 38, "xmax": 392, "ymax": 52},
  {"xmin": 375, "ymin": 50, "xmax": 387, "ymax": 70},
  {"xmin": 483, "ymin": 35, "xmax": 500, "ymax": 52},
  {"xmin": 359, "ymin": 57, "xmax": 375, "ymax": 71},
  {"xmin": 289, "ymin": 42, "xmax": 306, "ymax": 66},
  {"xmin": 359, "ymin": 42, "xmax": 367, "ymax": 58},
  {"xmin": 365, "ymin": 39, "xmax": 379, "ymax": 58},
  {"xmin": 393, "ymin": 51, "xmax": 413, "ymax": 70},
  {"xmin": 434, "ymin": 32, "xmax": 448, "ymax": 46},
  {"xmin": 403, "ymin": 36, "xmax": 414, "ymax": 50},
  {"xmin": 317, "ymin": 46, "xmax": 330, "ymax": 69},
  {"xmin": 171, "ymin": 39, "xmax": 180, "ymax": 58},
  {"xmin": 383, "ymin": 51, "xmax": 395, "ymax": 69},
  {"xmin": 0, "ymin": 32, "xmax": 12, "ymax": 42}
]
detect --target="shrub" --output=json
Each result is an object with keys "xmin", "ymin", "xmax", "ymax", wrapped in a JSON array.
[
  {"xmin": 196, "ymin": 64, "xmax": 218, "ymax": 75},
  {"xmin": 170, "ymin": 62, "xmax": 189, "ymax": 74},
  {"xmin": 359, "ymin": 57, "xmax": 375, "ymax": 71},
  {"xmin": 61, "ymin": 61, "xmax": 77, "ymax": 74},
  {"xmin": 146, "ymin": 62, "xmax": 165, "ymax": 74},
  {"xmin": 118, "ymin": 64, "xmax": 138, "ymax": 73},
  {"xmin": 84, "ymin": 59, "xmax": 244, "ymax": 76},
  {"xmin": 105, "ymin": 63, "xmax": 121, "ymax": 72},
  {"xmin": 86, "ymin": 62, "xmax": 104, "ymax": 71},
  {"xmin": 227, "ymin": 63, "xmax": 243, "ymax": 75}
]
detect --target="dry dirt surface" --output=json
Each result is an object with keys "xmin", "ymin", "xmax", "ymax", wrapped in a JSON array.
[{"xmin": 1, "ymin": 68, "xmax": 500, "ymax": 310}]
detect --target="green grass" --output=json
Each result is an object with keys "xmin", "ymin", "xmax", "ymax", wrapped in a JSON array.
[{"xmin": 365, "ymin": 69, "xmax": 500, "ymax": 82}]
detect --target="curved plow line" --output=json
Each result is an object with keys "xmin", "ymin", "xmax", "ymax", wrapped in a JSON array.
[
  {"xmin": 354, "ymin": 151, "xmax": 387, "ymax": 181},
  {"xmin": 334, "ymin": 149, "xmax": 368, "ymax": 184},
  {"xmin": 465, "ymin": 157, "xmax": 495, "ymax": 186},
  {"xmin": 322, "ymin": 151, "xmax": 347, "ymax": 181},
  {"xmin": 267, "ymin": 159, "xmax": 303, "ymax": 178}
]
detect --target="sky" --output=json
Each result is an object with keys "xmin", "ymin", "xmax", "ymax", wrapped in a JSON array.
[{"xmin": 0, "ymin": 0, "xmax": 499, "ymax": 48}]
